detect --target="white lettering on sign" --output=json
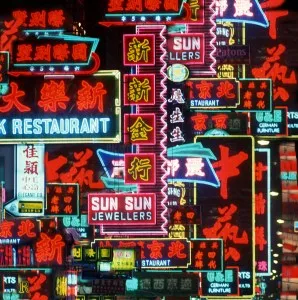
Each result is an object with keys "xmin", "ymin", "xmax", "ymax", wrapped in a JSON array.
[
  {"xmin": 3, "ymin": 276, "xmax": 17, "ymax": 284},
  {"xmin": 173, "ymin": 37, "xmax": 201, "ymax": 51},
  {"xmin": 88, "ymin": 193, "xmax": 156, "ymax": 225},
  {"xmin": 10, "ymin": 117, "xmax": 110, "ymax": 135},
  {"xmin": 91, "ymin": 196, "xmax": 152, "ymax": 211}
]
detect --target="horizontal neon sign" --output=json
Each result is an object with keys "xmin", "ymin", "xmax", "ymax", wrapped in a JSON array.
[
  {"xmin": 0, "ymin": 71, "xmax": 121, "ymax": 143},
  {"xmin": 88, "ymin": 193, "xmax": 156, "ymax": 225}
]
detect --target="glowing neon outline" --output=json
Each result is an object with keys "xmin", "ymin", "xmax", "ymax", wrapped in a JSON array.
[
  {"xmin": 255, "ymin": 148, "xmax": 271, "ymax": 277},
  {"xmin": 13, "ymin": 32, "xmax": 99, "ymax": 67},
  {"xmin": 123, "ymin": 73, "xmax": 156, "ymax": 106},
  {"xmin": 91, "ymin": 237, "xmax": 191, "ymax": 269},
  {"xmin": 216, "ymin": 0, "xmax": 269, "ymax": 28},
  {"xmin": 167, "ymin": 142, "xmax": 220, "ymax": 188},
  {"xmin": 124, "ymin": 153, "xmax": 156, "ymax": 185},
  {"xmin": 87, "ymin": 192, "xmax": 157, "ymax": 226},
  {"xmin": 0, "ymin": 70, "xmax": 121, "ymax": 144},
  {"xmin": 167, "ymin": 33, "xmax": 205, "ymax": 65},
  {"xmin": 187, "ymin": 238, "xmax": 224, "ymax": 273},
  {"xmin": 105, "ymin": 0, "xmax": 186, "ymax": 17}
]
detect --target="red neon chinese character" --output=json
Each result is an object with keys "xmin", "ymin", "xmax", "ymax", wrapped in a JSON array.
[
  {"xmin": 38, "ymin": 80, "xmax": 70, "ymax": 112},
  {"xmin": 73, "ymin": 148, "xmax": 93, "ymax": 167},
  {"xmin": 216, "ymin": 81, "xmax": 235, "ymax": 98},
  {"xmin": 243, "ymin": 100, "xmax": 252, "ymax": 109},
  {"xmin": 252, "ymin": 44, "xmax": 297, "ymax": 102},
  {"xmin": 255, "ymin": 192, "xmax": 266, "ymax": 215},
  {"xmin": 255, "ymin": 226, "xmax": 267, "ymax": 251},
  {"xmin": 125, "ymin": 0, "xmax": 143, "ymax": 12},
  {"xmin": 108, "ymin": 0, "xmax": 125, "ymax": 12},
  {"xmin": 64, "ymin": 205, "xmax": 73, "ymax": 214},
  {"xmin": 191, "ymin": 113, "xmax": 208, "ymax": 131},
  {"xmin": 145, "ymin": 0, "xmax": 161, "ymax": 11},
  {"xmin": 72, "ymin": 43, "xmax": 88, "ymax": 61},
  {"xmin": 261, "ymin": 0, "xmax": 288, "ymax": 40},
  {"xmin": 147, "ymin": 240, "xmax": 164, "ymax": 259},
  {"xmin": 0, "ymin": 82, "xmax": 30, "ymax": 113},
  {"xmin": 64, "ymin": 196, "xmax": 72, "ymax": 204},
  {"xmin": 196, "ymin": 80, "xmax": 213, "ymax": 99},
  {"xmin": 48, "ymin": 10, "xmax": 65, "ymax": 27},
  {"xmin": 255, "ymin": 162, "xmax": 267, "ymax": 182},
  {"xmin": 256, "ymin": 100, "xmax": 265, "ymax": 109},
  {"xmin": 203, "ymin": 204, "xmax": 248, "ymax": 262},
  {"xmin": 0, "ymin": 220, "xmax": 14, "ymax": 238},
  {"xmin": 77, "ymin": 80, "xmax": 107, "ymax": 112},
  {"xmin": 212, "ymin": 114, "xmax": 228, "ymax": 129},
  {"xmin": 35, "ymin": 233, "xmax": 65, "ymax": 264},
  {"xmin": 212, "ymin": 145, "xmax": 248, "ymax": 200},
  {"xmin": 34, "ymin": 44, "xmax": 51, "ymax": 61},
  {"xmin": 53, "ymin": 43, "xmax": 70, "ymax": 61},
  {"xmin": 168, "ymin": 240, "xmax": 187, "ymax": 258},
  {"xmin": 208, "ymin": 260, "xmax": 217, "ymax": 269},
  {"xmin": 18, "ymin": 219, "xmax": 36, "ymax": 238},
  {"xmin": 173, "ymin": 210, "xmax": 182, "ymax": 222},
  {"xmin": 51, "ymin": 195, "xmax": 59, "ymax": 205},
  {"xmin": 16, "ymin": 44, "xmax": 33, "ymax": 62},
  {"xmin": 27, "ymin": 272, "xmax": 47, "ymax": 293},
  {"xmin": 29, "ymin": 10, "xmax": 46, "ymax": 28},
  {"xmin": 164, "ymin": 0, "xmax": 179, "ymax": 10},
  {"xmin": 55, "ymin": 186, "xmax": 63, "ymax": 193},
  {"xmin": 0, "ymin": 10, "xmax": 27, "ymax": 53},
  {"xmin": 51, "ymin": 205, "xmax": 60, "ymax": 214}
]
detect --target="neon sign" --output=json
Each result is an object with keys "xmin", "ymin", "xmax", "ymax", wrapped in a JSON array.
[
  {"xmin": 124, "ymin": 74, "xmax": 155, "ymax": 105},
  {"xmin": 45, "ymin": 183, "xmax": 79, "ymax": 216},
  {"xmin": 123, "ymin": 34, "xmax": 155, "ymax": 66},
  {"xmin": 125, "ymin": 153, "xmax": 156, "ymax": 184},
  {"xmin": 255, "ymin": 148, "xmax": 271, "ymax": 276},
  {"xmin": 103, "ymin": 0, "xmax": 205, "ymax": 24},
  {"xmin": 167, "ymin": 33, "xmax": 205, "ymax": 64},
  {"xmin": 215, "ymin": 0, "xmax": 269, "ymax": 27},
  {"xmin": 11, "ymin": 32, "xmax": 99, "ymax": 75},
  {"xmin": 88, "ymin": 193, "xmax": 156, "ymax": 225},
  {"xmin": 194, "ymin": 136, "xmax": 254, "ymax": 296},
  {"xmin": 4, "ymin": 144, "xmax": 45, "ymax": 217},
  {"xmin": 167, "ymin": 142, "xmax": 220, "ymax": 187},
  {"xmin": 0, "ymin": 71, "xmax": 121, "ymax": 143},
  {"xmin": 250, "ymin": 106, "xmax": 288, "ymax": 136},
  {"xmin": 93, "ymin": 238, "xmax": 191, "ymax": 269}
]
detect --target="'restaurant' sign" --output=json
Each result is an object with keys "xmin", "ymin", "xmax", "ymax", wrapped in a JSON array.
[{"xmin": 88, "ymin": 193, "xmax": 156, "ymax": 225}]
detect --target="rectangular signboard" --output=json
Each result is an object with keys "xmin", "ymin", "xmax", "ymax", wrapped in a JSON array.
[
  {"xmin": 93, "ymin": 238, "xmax": 191, "ymax": 269},
  {"xmin": 0, "ymin": 71, "xmax": 121, "ymax": 143},
  {"xmin": 88, "ymin": 193, "xmax": 156, "ymax": 225}
]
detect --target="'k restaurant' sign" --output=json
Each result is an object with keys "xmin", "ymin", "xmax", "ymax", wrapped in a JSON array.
[{"xmin": 0, "ymin": 71, "xmax": 121, "ymax": 143}]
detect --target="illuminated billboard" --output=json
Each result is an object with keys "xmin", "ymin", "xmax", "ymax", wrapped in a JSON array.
[{"xmin": 0, "ymin": 71, "xmax": 121, "ymax": 143}]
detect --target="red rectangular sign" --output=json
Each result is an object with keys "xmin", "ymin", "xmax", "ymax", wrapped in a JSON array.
[
  {"xmin": 167, "ymin": 33, "xmax": 205, "ymax": 65},
  {"xmin": 88, "ymin": 193, "xmax": 156, "ymax": 225}
]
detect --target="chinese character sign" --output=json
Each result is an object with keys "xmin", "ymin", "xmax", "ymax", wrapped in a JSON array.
[
  {"xmin": 45, "ymin": 183, "xmax": 79, "ymax": 216},
  {"xmin": 255, "ymin": 148, "xmax": 271, "ymax": 276},
  {"xmin": 16, "ymin": 144, "xmax": 45, "ymax": 200},
  {"xmin": 190, "ymin": 239, "xmax": 223, "ymax": 272},
  {"xmin": 123, "ymin": 34, "xmax": 155, "ymax": 66},
  {"xmin": 0, "ymin": 71, "xmax": 121, "ymax": 143},
  {"xmin": 195, "ymin": 136, "xmax": 254, "ymax": 296}
]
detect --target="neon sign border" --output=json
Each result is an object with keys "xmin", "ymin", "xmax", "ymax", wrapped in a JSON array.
[
  {"xmin": 255, "ymin": 148, "xmax": 271, "ymax": 277},
  {"xmin": 0, "ymin": 70, "xmax": 121, "ymax": 144}
]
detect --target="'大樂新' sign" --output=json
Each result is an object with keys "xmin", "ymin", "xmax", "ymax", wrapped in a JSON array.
[
  {"xmin": 88, "ymin": 193, "xmax": 156, "ymax": 225},
  {"xmin": 0, "ymin": 71, "xmax": 121, "ymax": 143}
]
